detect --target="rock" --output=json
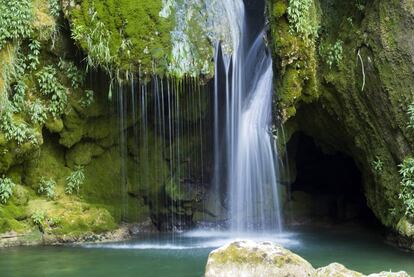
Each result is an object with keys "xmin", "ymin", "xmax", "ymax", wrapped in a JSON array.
[
  {"xmin": 316, "ymin": 263, "xmax": 363, "ymax": 277},
  {"xmin": 205, "ymin": 240, "xmax": 316, "ymax": 277},
  {"xmin": 205, "ymin": 241, "xmax": 410, "ymax": 277},
  {"xmin": 368, "ymin": 272, "xmax": 410, "ymax": 277}
]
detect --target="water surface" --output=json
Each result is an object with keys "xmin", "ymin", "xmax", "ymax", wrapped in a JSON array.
[{"xmin": 1, "ymin": 225, "xmax": 413, "ymax": 277}]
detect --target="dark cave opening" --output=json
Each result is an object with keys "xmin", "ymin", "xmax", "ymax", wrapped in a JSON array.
[{"xmin": 285, "ymin": 132, "xmax": 379, "ymax": 225}]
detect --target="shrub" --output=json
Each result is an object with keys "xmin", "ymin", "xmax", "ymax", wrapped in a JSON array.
[
  {"xmin": 37, "ymin": 177, "xmax": 56, "ymax": 200},
  {"xmin": 65, "ymin": 166, "xmax": 85, "ymax": 195},
  {"xmin": 0, "ymin": 176, "xmax": 16, "ymax": 204},
  {"xmin": 0, "ymin": 0, "xmax": 34, "ymax": 49},
  {"xmin": 399, "ymin": 158, "xmax": 414, "ymax": 218}
]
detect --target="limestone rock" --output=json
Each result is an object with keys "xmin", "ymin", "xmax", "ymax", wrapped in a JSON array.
[
  {"xmin": 316, "ymin": 263, "xmax": 363, "ymax": 277},
  {"xmin": 205, "ymin": 241, "xmax": 410, "ymax": 277},
  {"xmin": 368, "ymin": 272, "xmax": 410, "ymax": 277},
  {"xmin": 205, "ymin": 240, "xmax": 315, "ymax": 277}
]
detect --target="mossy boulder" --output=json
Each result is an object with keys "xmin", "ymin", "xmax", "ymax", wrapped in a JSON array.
[
  {"xmin": 205, "ymin": 241, "xmax": 409, "ymax": 277},
  {"xmin": 316, "ymin": 263, "xmax": 363, "ymax": 277},
  {"xmin": 205, "ymin": 241, "xmax": 315, "ymax": 277}
]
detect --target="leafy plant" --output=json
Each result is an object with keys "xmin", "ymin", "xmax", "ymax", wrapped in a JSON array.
[
  {"xmin": 37, "ymin": 177, "xmax": 56, "ymax": 200},
  {"xmin": 11, "ymin": 80, "xmax": 27, "ymax": 112},
  {"xmin": 372, "ymin": 156, "xmax": 384, "ymax": 172},
  {"xmin": 58, "ymin": 59, "xmax": 85, "ymax": 89},
  {"xmin": 71, "ymin": 11, "xmax": 113, "ymax": 71},
  {"xmin": 319, "ymin": 40, "xmax": 343, "ymax": 68},
  {"xmin": 399, "ymin": 158, "xmax": 414, "ymax": 218},
  {"xmin": 48, "ymin": 0, "xmax": 61, "ymax": 17},
  {"xmin": 27, "ymin": 40, "xmax": 41, "ymax": 70},
  {"xmin": 65, "ymin": 166, "xmax": 85, "ymax": 195},
  {"xmin": 29, "ymin": 99, "xmax": 48, "ymax": 124},
  {"xmin": 287, "ymin": 0, "xmax": 318, "ymax": 41},
  {"xmin": 0, "ymin": 175, "xmax": 16, "ymax": 204},
  {"xmin": 0, "ymin": 0, "xmax": 34, "ymax": 49},
  {"xmin": 407, "ymin": 102, "xmax": 414, "ymax": 130},
  {"xmin": 31, "ymin": 210, "xmax": 46, "ymax": 230},
  {"xmin": 0, "ymin": 109, "xmax": 32, "ymax": 145},
  {"xmin": 36, "ymin": 65, "xmax": 68, "ymax": 118},
  {"xmin": 80, "ymin": 90, "xmax": 94, "ymax": 108},
  {"xmin": 48, "ymin": 216, "xmax": 62, "ymax": 227}
]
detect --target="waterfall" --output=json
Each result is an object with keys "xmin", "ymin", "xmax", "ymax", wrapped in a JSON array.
[{"xmin": 212, "ymin": 0, "xmax": 282, "ymax": 232}]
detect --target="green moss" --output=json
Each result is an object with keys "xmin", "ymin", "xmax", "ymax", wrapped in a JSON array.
[
  {"xmin": 269, "ymin": 0, "xmax": 414, "ymax": 237},
  {"xmin": 272, "ymin": 1, "xmax": 288, "ymax": 18},
  {"xmin": 24, "ymin": 135, "xmax": 70, "ymax": 190},
  {"xmin": 67, "ymin": 0, "xmax": 172, "ymax": 74},
  {"xmin": 45, "ymin": 118, "xmax": 63, "ymax": 133},
  {"xmin": 65, "ymin": 142, "xmax": 104, "ymax": 167}
]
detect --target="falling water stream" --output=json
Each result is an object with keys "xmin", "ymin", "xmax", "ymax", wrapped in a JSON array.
[{"xmin": 213, "ymin": 0, "xmax": 282, "ymax": 232}]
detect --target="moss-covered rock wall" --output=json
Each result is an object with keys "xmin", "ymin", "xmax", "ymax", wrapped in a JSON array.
[
  {"xmin": 0, "ymin": 0, "xmax": 212, "ymax": 243},
  {"xmin": 268, "ymin": 0, "xmax": 414, "ymax": 241}
]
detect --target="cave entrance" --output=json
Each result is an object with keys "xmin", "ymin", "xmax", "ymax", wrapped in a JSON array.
[{"xmin": 284, "ymin": 132, "xmax": 377, "ymax": 225}]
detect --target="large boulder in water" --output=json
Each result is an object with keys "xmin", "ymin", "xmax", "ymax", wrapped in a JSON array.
[
  {"xmin": 204, "ymin": 240, "xmax": 315, "ymax": 277},
  {"xmin": 205, "ymin": 241, "xmax": 410, "ymax": 277}
]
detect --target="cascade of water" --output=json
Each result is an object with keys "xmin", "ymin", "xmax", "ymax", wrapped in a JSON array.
[{"xmin": 212, "ymin": 0, "xmax": 282, "ymax": 233}]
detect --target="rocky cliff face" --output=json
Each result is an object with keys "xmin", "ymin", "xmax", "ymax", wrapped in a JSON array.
[
  {"xmin": 268, "ymin": 0, "xmax": 414, "ymax": 241},
  {"xmin": 1, "ymin": 0, "xmax": 414, "ymax": 246},
  {"xmin": 0, "ymin": 0, "xmax": 211, "ymax": 243}
]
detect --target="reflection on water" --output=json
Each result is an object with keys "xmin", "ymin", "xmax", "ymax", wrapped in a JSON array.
[{"xmin": 1, "ymin": 225, "xmax": 413, "ymax": 277}]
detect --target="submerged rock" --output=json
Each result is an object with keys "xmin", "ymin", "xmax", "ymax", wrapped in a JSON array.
[{"xmin": 205, "ymin": 241, "xmax": 410, "ymax": 277}]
